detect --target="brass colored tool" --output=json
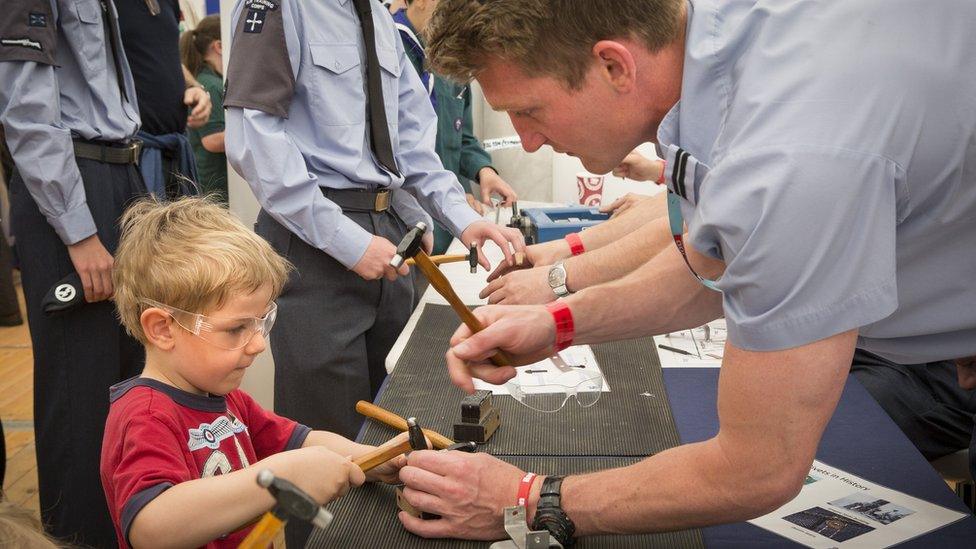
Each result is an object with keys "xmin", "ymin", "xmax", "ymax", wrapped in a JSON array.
[
  {"xmin": 355, "ymin": 401, "xmax": 454, "ymax": 450},
  {"xmin": 391, "ymin": 222, "xmax": 512, "ymax": 367}
]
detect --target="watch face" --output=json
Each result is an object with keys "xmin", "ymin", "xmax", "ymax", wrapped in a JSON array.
[{"xmin": 548, "ymin": 265, "xmax": 566, "ymax": 288}]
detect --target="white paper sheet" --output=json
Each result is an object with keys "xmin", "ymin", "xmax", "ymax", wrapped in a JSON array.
[
  {"xmin": 472, "ymin": 345, "xmax": 611, "ymax": 395},
  {"xmin": 749, "ymin": 461, "xmax": 968, "ymax": 548},
  {"xmin": 654, "ymin": 319, "xmax": 726, "ymax": 368}
]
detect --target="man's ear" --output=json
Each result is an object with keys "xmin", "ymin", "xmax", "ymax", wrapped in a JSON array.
[
  {"xmin": 592, "ymin": 40, "xmax": 638, "ymax": 93},
  {"xmin": 142, "ymin": 309, "xmax": 177, "ymax": 351}
]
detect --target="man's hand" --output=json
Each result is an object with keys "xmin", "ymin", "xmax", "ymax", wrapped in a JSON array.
[
  {"xmin": 398, "ymin": 450, "xmax": 529, "ymax": 540},
  {"xmin": 356, "ymin": 432, "xmax": 428, "ymax": 485},
  {"xmin": 480, "ymin": 265, "xmax": 556, "ymax": 305},
  {"xmin": 956, "ymin": 356, "xmax": 976, "ymax": 389},
  {"xmin": 352, "ymin": 235, "xmax": 410, "ymax": 281},
  {"xmin": 447, "ymin": 304, "xmax": 556, "ymax": 393},
  {"xmin": 600, "ymin": 192, "xmax": 649, "ymax": 219},
  {"xmin": 185, "ymin": 86, "xmax": 212, "ymax": 129},
  {"xmin": 611, "ymin": 150, "xmax": 664, "ymax": 182},
  {"xmin": 477, "ymin": 167, "xmax": 517, "ymax": 207},
  {"xmin": 485, "ymin": 240, "xmax": 570, "ymax": 282},
  {"xmin": 459, "ymin": 221, "xmax": 525, "ymax": 272},
  {"xmin": 67, "ymin": 234, "xmax": 114, "ymax": 302}
]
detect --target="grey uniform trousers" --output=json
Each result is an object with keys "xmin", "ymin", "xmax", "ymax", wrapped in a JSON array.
[
  {"xmin": 9, "ymin": 158, "xmax": 146, "ymax": 548},
  {"xmin": 851, "ymin": 349, "xmax": 976, "ymax": 477}
]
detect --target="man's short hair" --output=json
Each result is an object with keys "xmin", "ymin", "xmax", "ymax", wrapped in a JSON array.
[
  {"xmin": 113, "ymin": 196, "xmax": 292, "ymax": 343},
  {"xmin": 426, "ymin": 0, "xmax": 683, "ymax": 89}
]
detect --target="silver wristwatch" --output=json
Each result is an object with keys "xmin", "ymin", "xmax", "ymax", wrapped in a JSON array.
[{"xmin": 548, "ymin": 261, "xmax": 571, "ymax": 298}]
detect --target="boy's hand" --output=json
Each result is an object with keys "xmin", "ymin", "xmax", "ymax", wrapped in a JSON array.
[{"xmin": 271, "ymin": 446, "xmax": 365, "ymax": 504}]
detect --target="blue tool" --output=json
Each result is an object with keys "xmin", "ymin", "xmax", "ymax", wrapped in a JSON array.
[{"xmin": 507, "ymin": 203, "xmax": 609, "ymax": 244}]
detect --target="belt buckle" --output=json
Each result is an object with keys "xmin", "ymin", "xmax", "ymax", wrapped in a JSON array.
[
  {"xmin": 375, "ymin": 190, "xmax": 390, "ymax": 211},
  {"xmin": 128, "ymin": 139, "xmax": 143, "ymax": 165}
]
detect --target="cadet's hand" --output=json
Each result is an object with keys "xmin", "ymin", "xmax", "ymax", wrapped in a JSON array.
[
  {"xmin": 477, "ymin": 168, "xmax": 517, "ymax": 207},
  {"xmin": 956, "ymin": 356, "xmax": 976, "ymax": 389},
  {"xmin": 352, "ymin": 236, "xmax": 410, "ymax": 281},
  {"xmin": 422, "ymin": 231, "xmax": 434, "ymax": 255},
  {"xmin": 398, "ymin": 450, "xmax": 530, "ymax": 540},
  {"xmin": 465, "ymin": 193, "xmax": 485, "ymax": 216},
  {"xmin": 485, "ymin": 240, "xmax": 569, "ymax": 283},
  {"xmin": 67, "ymin": 234, "xmax": 114, "ymax": 302},
  {"xmin": 599, "ymin": 192, "xmax": 649, "ymax": 218},
  {"xmin": 460, "ymin": 221, "xmax": 525, "ymax": 272},
  {"xmin": 185, "ymin": 86, "xmax": 212, "ymax": 129},
  {"xmin": 611, "ymin": 150, "xmax": 664, "ymax": 182},
  {"xmin": 480, "ymin": 265, "xmax": 556, "ymax": 305},
  {"xmin": 268, "ymin": 446, "xmax": 365, "ymax": 505},
  {"xmin": 446, "ymin": 305, "xmax": 555, "ymax": 393}
]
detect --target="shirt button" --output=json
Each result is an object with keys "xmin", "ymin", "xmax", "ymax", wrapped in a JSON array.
[{"xmin": 335, "ymin": 61, "xmax": 341, "ymax": 70}]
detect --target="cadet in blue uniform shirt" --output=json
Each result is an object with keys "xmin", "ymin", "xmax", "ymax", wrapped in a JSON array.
[
  {"xmin": 223, "ymin": 0, "xmax": 522, "ymax": 466},
  {"xmin": 0, "ymin": 0, "xmax": 146, "ymax": 545},
  {"xmin": 392, "ymin": 0, "xmax": 976, "ymax": 540},
  {"xmin": 393, "ymin": 0, "xmax": 517, "ymax": 254}
]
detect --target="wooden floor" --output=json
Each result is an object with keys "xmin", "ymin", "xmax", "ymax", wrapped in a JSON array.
[{"xmin": 1, "ymin": 284, "xmax": 39, "ymax": 516}]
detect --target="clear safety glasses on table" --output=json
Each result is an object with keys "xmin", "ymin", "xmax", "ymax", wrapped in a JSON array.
[
  {"xmin": 140, "ymin": 298, "xmax": 277, "ymax": 350},
  {"xmin": 505, "ymin": 368, "xmax": 605, "ymax": 413}
]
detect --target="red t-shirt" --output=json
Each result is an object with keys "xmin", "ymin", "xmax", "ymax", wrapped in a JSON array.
[{"xmin": 100, "ymin": 377, "xmax": 310, "ymax": 548}]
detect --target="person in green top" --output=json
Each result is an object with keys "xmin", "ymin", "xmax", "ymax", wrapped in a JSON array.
[
  {"xmin": 179, "ymin": 16, "xmax": 227, "ymax": 202},
  {"xmin": 393, "ymin": 0, "xmax": 518, "ymax": 254}
]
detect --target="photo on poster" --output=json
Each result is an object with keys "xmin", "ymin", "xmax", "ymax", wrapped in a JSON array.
[
  {"xmin": 782, "ymin": 506, "xmax": 875, "ymax": 542},
  {"xmin": 829, "ymin": 493, "xmax": 916, "ymax": 526}
]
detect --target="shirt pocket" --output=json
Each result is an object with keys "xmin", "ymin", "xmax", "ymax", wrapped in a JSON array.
[
  {"xmin": 308, "ymin": 43, "xmax": 365, "ymax": 126},
  {"xmin": 71, "ymin": 0, "xmax": 107, "ymax": 74}
]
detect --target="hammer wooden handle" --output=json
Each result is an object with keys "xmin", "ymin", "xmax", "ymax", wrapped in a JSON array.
[
  {"xmin": 412, "ymin": 252, "xmax": 512, "ymax": 367},
  {"xmin": 406, "ymin": 254, "xmax": 467, "ymax": 267},
  {"xmin": 353, "ymin": 439, "xmax": 414, "ymax": 472},
  {"xmin": 355, "ymin": 401, "xmax": 454, "ymax": 450}
]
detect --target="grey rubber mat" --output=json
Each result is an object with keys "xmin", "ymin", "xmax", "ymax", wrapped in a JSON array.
[
  {"xmin": 360, "ymin": 304, "xmax": 681, "ymax": 457},
  {"xmin": 317, "ymin": 456, "xmax": 704, "ymax": 548}
]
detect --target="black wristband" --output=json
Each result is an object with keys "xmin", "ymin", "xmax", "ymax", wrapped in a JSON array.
[{"xmin": 531, "ymin": 476, "xmax": 575, "ymax": 546}]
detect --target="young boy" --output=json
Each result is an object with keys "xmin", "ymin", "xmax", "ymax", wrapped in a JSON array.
[{"xmin": 101, "ymin": 197, "xmax": 405, "ymax": 548}]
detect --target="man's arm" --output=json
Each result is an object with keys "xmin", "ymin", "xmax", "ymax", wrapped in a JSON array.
[
  {"xmin": 482, "ymin": 206, "xmax": 676, "ymax": 305},
  {"xmin": 563, "ymin": 332, "xmax": 854, "ymax": 534},
  {"xmin": 398, "ymin": 331, "xmax": 855, "ymax": 538},
  {"xmin": 0, "ymin": 3, "xmax": 116, "ymax": 302}
]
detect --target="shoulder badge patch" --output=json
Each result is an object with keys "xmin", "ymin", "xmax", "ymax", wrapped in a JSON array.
[
  {"xmin": 246, "ymin": 0, "xmax": 279, "ymax": 11},
  {"xmin": 243, "ymin": 9, "xmax": 265, "ymax": 34},
  {"xmin": 29, "ymin": 13, "xmax": 48, "ymax": 27},
  {"xmin": 1, "ymin": 38, "xmax": 43, "ymax": 51}
]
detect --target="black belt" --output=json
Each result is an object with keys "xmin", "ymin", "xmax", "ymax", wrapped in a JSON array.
[
  {"xmin": 72, "ymin": 139, "xmax": 142, "ymax": 165},
  {"xmin": 322, "ymin": 188, "xmax": 390, "ymax": 212}
]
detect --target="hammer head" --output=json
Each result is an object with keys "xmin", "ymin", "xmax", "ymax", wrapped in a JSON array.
[
  {"xmin": 390, "ymin": 222, "xmax": 428, "ymax": 269},
  {"xmin": 406, "ymin": 417, "xmax": 427, "ymax": 451},
  {"xmin": 468, "ymin": 243, "xmax": 478, "ymax": 274}
]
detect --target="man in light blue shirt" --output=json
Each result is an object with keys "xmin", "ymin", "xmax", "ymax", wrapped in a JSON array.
[
  {"xmin": 0, "ymin": 0, "xmax": 146, "ymax": 545},
  {"xmin": 222, "ymin": 0, "xmax": 523, "ymax": 509},
  {"xmin": 390, "ymin": 0, "xmax": 976, "ymax": 540}
]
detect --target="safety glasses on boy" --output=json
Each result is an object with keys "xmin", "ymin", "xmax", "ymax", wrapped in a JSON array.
[{"xmin": 140, "ymin": 298, "xmax": 277, "ymax": 350}]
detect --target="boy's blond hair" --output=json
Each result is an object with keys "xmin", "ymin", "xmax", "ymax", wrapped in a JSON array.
[
  {"xmin": 113, "ymin": 196, "xmax": 292, "ymax": 343},
  {"xmin": 425, "ymin": 0, "xmax": 683, "ymax": 89}
]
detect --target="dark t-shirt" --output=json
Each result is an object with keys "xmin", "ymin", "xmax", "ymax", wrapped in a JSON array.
[
  {"xmin": 187, "ymin": 66, "xmax": 228, "ymax": 200},
  {"xmin": 115, "ymin": 0, "xmax": 186, "ymax": 135}
]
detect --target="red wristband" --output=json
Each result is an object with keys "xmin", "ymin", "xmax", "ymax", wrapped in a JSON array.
[
  {"xmin": 546, "ymin": 300, "xmax": 575, "ymax": 352},
  {"xmin": 656, "ymin": 159, "xmax": 667, "ymax": 185},
  {"xmin": 564, "ymin": 232, "xmax": 585, "ymax": 256},
  {"xmin": 516, "ymin": 472, "xmax": 538, "ymax": 507}
]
